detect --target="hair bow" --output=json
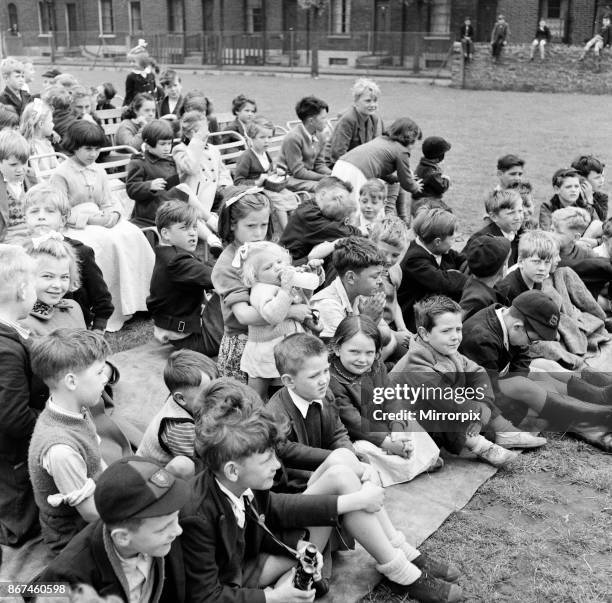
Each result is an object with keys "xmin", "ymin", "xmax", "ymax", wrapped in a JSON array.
[
  {"xmin": 232, "ymin": 242, "xmax": 254, "ymax": 268},
  {"xmin": 31, "ymin": 230, "xmax": 64, "ymax": 250},
  {"xmin": 225, "ymin": 187, "xmax": 264, "ymax": 208}
]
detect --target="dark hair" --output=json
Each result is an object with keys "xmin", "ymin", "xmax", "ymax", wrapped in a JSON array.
[
  {"xmin": 122, "ymin": 92, "xmax": 155, "ymax": 120},
  {"xmin": 331, "ymin": 315, "xmax": 381, "ymax": 353},
  {"xmin": 30, "ymin": 328, "xmax": 110, "ymax": 385},
  {"xmin": 142, "ymin": 119, "xmax": 174, "ymax": 147},
  {"xmin": 62, "ymin": 120, "xmax": 107, "ymax": 153},
  {"xmin": 183, "ymin": 90, "xmax": 213, "ymax": 116},
  {"xmin": 412, "ymin": 208, "xmax": 457, "ymax": 244},
  {"xmin": 295, "ymin": 96, "xmax": 329, "ymax": 122},
  {"xmin": 331, "ymin": 236, "xmax": 385, "ymax": 277},
  {"xmin": 0, "ymin": 105, "xmax": 19, "ymax": 129},
  {"xmin": 194, "ymin": 379, "xmax": 286, "ymax": 471},
  {"xmin": 217, "ymin": 187, "xmax": 271, "ymax": 245},
  {"xmin": 163, "ymin": 350, "xmax": 219, "ymax": 394},
  {"xmin": 497, "ymin": 154, "xmax": 525, "ymax": 172},
  {"xmin": 99, "ymin": 82, "xmax": 116, "ymax": 102},
  {"xmin": 160, "ymin": 69, "xmax": 180, "ymax": 87},
  {"xmin": 571, "ymin": 155, "xmax": 605, "ymax": 177},
  {"xmin": 231, "ymin": 94, "xmax": 257, "ymax": 116},
  {"xmin": 315, "ymin": 175, "xmax": 353, "ymax": 195},
  {"xmin": 384, "ymin": 117, "xmax": 422, "ymax": 147},
  {"xmin": 274, "ymin": 333, "xmax": 327, "ymax": 376},
  {"xmin": 414, "ymin": 295, "xmax": 462, "ymax": 332},
  {"xmin": 155, "ymin": 200, "xmax": 198, "ymax": 231},
  {"xmin": 552, "ymin": 168, "xmax": 580, "ymax": 188}
]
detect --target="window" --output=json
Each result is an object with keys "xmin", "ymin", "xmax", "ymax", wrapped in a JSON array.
[
  {"xmin": 38, "ymin": 1, "xmax": 50, "ymax": 32},
  {"xmin": 428, "ymin": 0, "xmax": 450, "ymax": 34},
  {"xmin": 167, "ymin": 0, "xmax": 184, "ymax": 32},
  {"xmin": 99, "ymin": 0, "xmax": 114, "ymax": 34},
  {"xmin": 130, "ymin": 1, "xmax": 143, "ymax": 32},
  {"xmin": 8, "ymin": 3, "xmax": 18, "ymax": 34},
  {"xmin": 329, "ymin": 0, "xmax": 351, "ymax": 35},
  {"xmin": 546, "ymin": 0, "xmax": 562, "ymax": 19},
  {"xmin": 246, "ymin": 0, "xmax": 263, "ymax": 33}
]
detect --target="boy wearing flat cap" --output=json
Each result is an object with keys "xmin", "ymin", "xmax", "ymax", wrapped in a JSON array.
[
  {"xmin": 461, "ymin": 291, "xmax": 612, "ymax": 449},
  {"xmin": 412, "ymin": 136, "xmax": 452, "ymax": 216},
  {"xmin": 36, "ymin": 456, "xmax": 188, "ymax": 603},
  {"xmin": 460, "ymin": 235, "xmax": 511, "ymax": 320}
]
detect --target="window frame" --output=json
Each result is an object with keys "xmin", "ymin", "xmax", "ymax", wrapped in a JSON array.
[{"xmin": 328, "ymin": 0, "xmax": 351, "ymax": 37}]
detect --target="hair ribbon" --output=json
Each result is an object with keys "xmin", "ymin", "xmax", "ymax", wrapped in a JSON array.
[
  {"xmin": 224, "ymin": 186, "xmax": 264, "ymax": 208},
  {"xmin": 31, "ymin": 230, "xmax": 64, "ymax": 250}
]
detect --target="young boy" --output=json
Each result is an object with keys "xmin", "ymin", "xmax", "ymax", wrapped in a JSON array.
[
  {"xmin": 412, "ymin": 136, "xmax": 452, "ymax": 216},
  {"xmin": 137, "ymin": 349, "xmax": 219, "ymax": 465},
  {"xmin": 539, "ymin": 168, "xmax": 600, "ymax": 232},
  {"xmin": 371, "ymin": 217, "xmax": 412, "ymax": 350},
  {"xmin": 497, "ymin": 230, "xmax": 555, "ymax": 303},
  {"xmin": 310, "ymin": 236, "xmax": 395, "ymax": 357},
  {"xmin": 181, "ymin": 376, "xmax": 463, "ymax": 603},
  {"xmin": 518, "ymin": 181, "xmax": 537, "ymax": 229},
  {"xmin": 157, "ymin": 69, "xmax": 184, "ymax": 117},
  {"xmin": 0, "ymin": 129, "xmax": 37, "ymax": 243},
  {"xmin": 0, "ymin": 245, "xmax": 47, "ymax": 546},
  {"xmin": 279, "ymin": 95, "xmax": 333, "ymax": 193},
  {"xmin": 0, "ymin": 58, "xmax": 31, "ymax": 116},
  {"xmin": 126, "ymin": 119, "xmax": 183, "ymax": 228},
  {"xmin": 279, "ymin": 176, "xmax": 361, "ymax": 276},
  {"xmin": 571, "ymin": 154, "xmax": 608, "ymax": 221},
  {"xmin": 147, "ymin": 201, "xmax": 221, "ymax": 357},
  {"xmin": 460, "ymin": 234, "xmax": 511, "ymax": 320},
  {"xmin": 397, "ymin": 208, "xmax": 467, "ymax": 331},
  {"xmin": 459, "ymin": 16, "xmax": 475, "ymax": 61},
  {"xmin": 390, "ymin": 296, "xmax": 542, "ymax": 463},
  {"xmin": 460, "ymin": 290, "xmax": 612, "ymax": 450},
  {"xmin": 462, "ymin": 189, "xmax": 524, "ymax": 266},
  {"xmin": 36, "ymin": 456, "xmax": 188, "ymax": 601},
  {"xmin": 24, "ymin": 183, "xmax": 114, "ymax": 332},
  {"xmin": 495, "ymin": 154, "xmax": 524, "ymax": 190},
  {"xmin": 490, "ymin": 14, "xmax": 509, "ymax": 63},
  {"xmin": 358, "ymin": 178, "xmax": 386, "ymax": 234},
  {"xmin": 530, "ymin": 19, "xmax": 551, "ymax": 61},
  {"xmin": 552, "ymin": 208, "xmax": 612, "ymax": 302},
  {"xmin": 579, "ymin": 14, "xmax": 611, "ymax": 61},
  {"xmin": 28, "ymin": 328, "xmax": 110, "ymax": 552}
]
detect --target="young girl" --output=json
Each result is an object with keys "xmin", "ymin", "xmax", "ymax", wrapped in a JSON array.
[
  {"xmin": 237, "ymin": 241, "xmax": 323, "ymax": 398},
  {"xmin": 358, "ymin": 178, "xmax": 386, "ymax": 234},
  {"xmin": 329, "ymin": 315, "xmax": 441, "ymax": 486},
  {"xmin": 332, "ymin": 117, "xmax": 424, "ymax": 213},
  {"xmin": 123, "ymin": 45, "xmax": 158, "ymax": 107},
  {"xmin": 172, "ymin": 110, "xmax": 232, "ymax": 233},
  {"xmin": 226, "ymin": 94, "xmax": 257, "ymax": 137},
  {"xmin": 21, "ymin": 233, "xmax": 86, "ymax": 335},
  {"xmin": 0, "ymin": 130, "xmax": 38, "ymax": 244},
  {"xmin": 50, "ymin": 120, "xmax": 154, "ymax": 331},
  {"xmin": 212, "ymin": 187, "xmax": 310, "ymax": 382},
  {"xmin": 234, "ymin": 117, "xmax": 299, "ymax": 231},
  {"xmin": 20, "ymin": 98, "xmax": 57, "ymax": 173},
  {"xmin": 116, "ymin": 92, "xmax": 156, "ymax": 149},
  {"xmin": 23, "ymin": 183, "xmax": 114, "ymax": 332}
]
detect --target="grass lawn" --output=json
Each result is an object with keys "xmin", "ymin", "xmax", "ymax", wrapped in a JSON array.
[{"xmin": 63, "ymin": 66, "xmax": 612, "ymax": 601}]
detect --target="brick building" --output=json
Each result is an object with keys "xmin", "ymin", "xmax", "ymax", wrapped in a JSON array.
[{"xmin": 0, "ymin": 0, "xmax": 608, "ymax": 65}]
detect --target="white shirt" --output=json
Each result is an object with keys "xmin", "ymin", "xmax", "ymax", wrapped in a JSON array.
[
  {"xmin": 501, "ymin": 230, "xmax": 516, "ymax": 242},
  {"xmin": 216, "ymin": 479, "xmax": 254, "ymax": 528},
  {"xmin": 287, "ymin": 389, "xmax": 323, "ymax": 419},
  {"xmin": 495, "ymin": 306, "xmax": 511, "ymax": 377},
  {"xmin": 113, "ymin": 544, "xmax": 154, "ymax": 603}
]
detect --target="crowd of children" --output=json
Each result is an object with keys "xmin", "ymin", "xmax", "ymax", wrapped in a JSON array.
[{"xmin": 1, "ymin": 50, "xmax": 612, "ymax": 603}]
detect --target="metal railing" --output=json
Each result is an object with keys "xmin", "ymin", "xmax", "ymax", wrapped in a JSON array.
[{"xmin": 2, "ymin": 30, "xmax": 453, "ymax": 73}]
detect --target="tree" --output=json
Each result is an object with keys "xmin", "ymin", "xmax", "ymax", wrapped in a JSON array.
[{"xmin": 298, "ymin": 0, "xmax": 327, "ymax": 78}]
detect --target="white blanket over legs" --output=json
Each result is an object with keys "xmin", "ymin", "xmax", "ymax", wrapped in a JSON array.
[{"xmin": 65, "ymin": 221, "xmax": 155, "ymax": 331}]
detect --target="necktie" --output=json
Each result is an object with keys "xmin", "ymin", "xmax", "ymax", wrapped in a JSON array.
[{"xmin": 305, "ymin": 403, "xmax": 323, "ymax": 448}]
